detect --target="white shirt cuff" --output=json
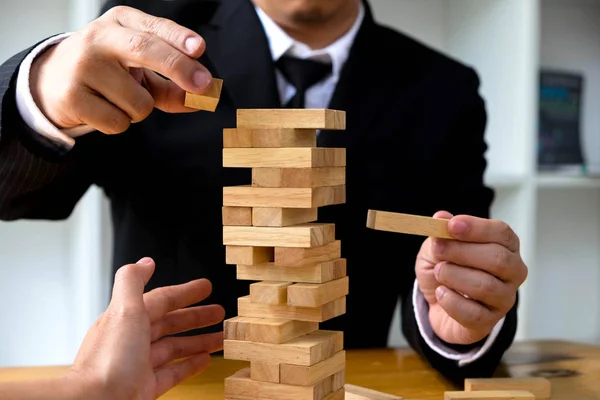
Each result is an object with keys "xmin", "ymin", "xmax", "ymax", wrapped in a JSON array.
[
  {"xmin": 15, "ymin": 32, "xmax": 95, "ymax": 150},
  {"xmin": 412, "ymin": 279, "xmax": 505, "ymax": 367}
]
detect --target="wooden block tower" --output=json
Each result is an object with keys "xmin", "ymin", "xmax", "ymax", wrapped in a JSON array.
[{"xmin": 221, "ymin": 108, "xmax": 348, "ymax": 399}]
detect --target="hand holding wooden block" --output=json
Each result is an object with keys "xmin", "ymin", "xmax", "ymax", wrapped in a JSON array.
[{"xmin": 184, "ymin": 77, "xmax": 223, "ymax": 111}]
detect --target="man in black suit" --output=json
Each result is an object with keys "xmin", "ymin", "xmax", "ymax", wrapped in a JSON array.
[{"xmin": 0, "ymin": 0, "xmax": 527, "ymax": 385}]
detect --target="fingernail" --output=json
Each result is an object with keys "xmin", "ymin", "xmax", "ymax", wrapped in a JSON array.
[
  {"xmin": 137, "ymin": 257, "xmax": 153, "ymax": 265},
  {"xmin": 451, "ymin": 220, "xmax": 468, "ymax": 235},
  {"xmin": 433, "ymin": 239, "xmax": 446, "ymax": 255},
  {"xmin": 436, "ymin": 286, "xmax": 446, "ymax": 299},
  {"xmin": 185, "ymin": 37, "xmax": 201, "ymax": 53},
  {"xmin": 434, "ymin": 263, "xmax": 442, "ymax": 279},
  {"xmin": 193, "ymin": 70, "xmax": 211, "ymax": 91}
]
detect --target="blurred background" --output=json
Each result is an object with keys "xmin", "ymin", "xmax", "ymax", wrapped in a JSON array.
[{"xmin": 0, "ymin": 0, "xmax": 598, "ymax": 367}]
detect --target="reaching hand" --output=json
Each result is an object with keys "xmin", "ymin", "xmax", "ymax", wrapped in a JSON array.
[
  {"xmin": 67, "ymin": 257, "xmax": 225, "ymax": 400},
  {"xmin": 415, "ymin": 211, "xmax": 527, "ymax": 345}
]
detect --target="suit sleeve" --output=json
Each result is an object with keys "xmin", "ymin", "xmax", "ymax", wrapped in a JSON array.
[
  {"xmin": 0, "ymin": 0, "xmax": 123, "ymax": 221},
  {"xmin": 400, "ymin": 67, "xmax": 518, "ymax": 385}
]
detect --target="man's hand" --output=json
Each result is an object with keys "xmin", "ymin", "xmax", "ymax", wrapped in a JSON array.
[
  {"xmin": 415, "ymin": 211, "xmax": 527, "ymax": 345},
  {"xmin": 30, "ymin": 6, "xmax": 213, "ymax": 135},
  {"xmin": 67, "ymin": 257, "xmax": 225, "ymax": 400}
]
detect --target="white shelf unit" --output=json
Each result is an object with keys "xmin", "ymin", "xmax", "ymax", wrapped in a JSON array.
[{"xmin": 374, "ymin": 0, "xmax": 600, "ymax": 346}]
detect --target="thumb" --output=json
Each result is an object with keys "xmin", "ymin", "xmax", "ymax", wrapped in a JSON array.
[
  {"xmin": 110, "ymin": 257, "xmax": 155, "ymax": 309},
  {"xmin": 143, "ymin": 69, "xmax": 204, "ymax": 113}
]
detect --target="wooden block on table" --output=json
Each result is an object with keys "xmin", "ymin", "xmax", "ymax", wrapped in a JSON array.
[
  {"xmin": 275, "ymin": 240, "xmax": 341, "ymax": 267},
  {"xmin": 224, "ymin": 316, "xmax": 318, "ymax": 344},
  {"xmin": 236, "ymin": 109, "xmax": 346, "ymax": 130},
  {"xmin": 224, "ymin": 329, "xmax": 343, "ymax": 365},
  {"xmin": 250, "ymin": 361, "xmax": 280, "ymax": 383},
  {"xmin": 237, "ymin": 295, "xmax": 346, "ymax": 322},
  {"xmin": 184, "ymin": 78, "xmax": 223, "ymax": 111},
  {"xmin": 223, "ymin": 128, "xmax": 317, "ymax": 148},
  {"xmin": 253, "ymin": 167, "xmax": 346, "ymax": 188},
  {"xmin": 237, "ymin": 259, "xmax": 347, "ymax": 284},
  {"xmin": 280, "ymin": 349, "xmax": 345, "ymax": 386},
  {"xmin": 344, "ymin": 383, "xmax": 402, "ymax": 399},
  {"xmin": 464, "ymin": 378, "xmax": 551, "ymax": 399},
  {"xmin": 253, "ymin": 207, "xmax": 318, "ymax": 227},
  {"xmin": 250, "ymin": 281, "xmax": 292, "ymax": 304},
  {"xmin": 223, "ymin": 148, "xmax": 345, "ymax": 168},
  {"xmin": 222, "ymin": 206, "xmax": 252, "ymax": 226},
  {"xmin": 287, "ymin": 277, "xmax": 349, "ymax": 307},
  {"xmin": 366, "ymin": 209, "xmax": 452, "ymax": 239},
  {"xmin": 225, "ymin": 245, "xmax": 274, "ymax": 265},
  {"xmin": 223, "ymin": 185, "xmax": 345, "ymax": 208},
  {"xmin": 444, "ymin": 390, "xmax": 535, "ymax": 400},
  {"xmin": 223, "ymin": 223, "xmax": 335, "ymax": 248}
]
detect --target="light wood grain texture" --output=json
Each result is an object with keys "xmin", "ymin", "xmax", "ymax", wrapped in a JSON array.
[
  {"xmin": 224, "ymin": 185, "xmax": 345, "ymax": 208},
  {"xmin": 236, "ymin": 109, "xmax": 346, "ymax": 129},
  {"xmin": 223, "ymin": 128, "xmax": 317, "ymax": 148},
  {"xmin": 253, "ymin": 167, "xmax": 346, "ymax": 188},
  {"xmin": 464, "ymin": 378, "xmax": 551, "ymax": 399},
  {"xmin": 223, "ymin": 223, "xmax": 335, "ymax": 248},
  {"xmin": 1, "ymin": 341, "xmax": 598, "ymax": 400},
  {"xmin": 250, "ymin": 361, "xmax": 280, "ymax": 383},
  {"xmin": 184, "ymin": 78, "xmax": 223, "ymax": 111},
  {"xmin": 275, "ymin": 240, "xmax": 342, "ymax": 267},
  {"xmin": 237, "ymin": 259, "xmax": 347, "ymax": 284},
  {"xmin": 444, "ymin": 391, "xmax": 534, "ymax": 399},
  {"xmin": 252, "ymin": 207, "xmax": 318, "ymax": 227},
  {"xmin": 344, "ymin": 383, "xmax": 403, "ymax": 399},
  {"xmin": 237, "ymin": 295, "xmax": 346, "ymax": 322},
  {"xmin": 280, "ymin": 350, "xmax": 346, "ymax": 386},
  {"xmin": 250, "ymin": 281, "xmax": 291, "ymax": 304},
  {"xmin": 222, "ymin": 206, "xmax": 252, "ymax": 226},
  {"xmin": 366, "ymin": 210, "xmax": 451, "ymax": 239},
  {"xmin": 224, "ymin": 316, "xmax": 318, "ymax": 344},
  {"xmin": 287, "ymin": 277, "xmax": 349, "ymax": 307},
  {"xmin": 225, "ymin": 245, "xmax": 274, "ymax": 265},
  {"xmin": 223, "ymin": 148, "xmax": 345, "ymax": 168}
]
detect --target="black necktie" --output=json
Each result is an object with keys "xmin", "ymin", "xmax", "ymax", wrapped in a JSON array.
[{"xmin": 275, "ymin": 55, "xmax": 332, "ymax": 108}]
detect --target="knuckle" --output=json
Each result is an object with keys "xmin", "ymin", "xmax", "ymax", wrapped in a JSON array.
[
  {"xmin": 105, "ymin": 114, "xmax": 131, "ymax": 134},
  {"xmin": 161, "ymin": 50, "xmax": 185, "ymax": 73},
  {"xmin": 130, "ymin": 95, "xmax": 155, "ymax": 121},
  {"xmin": 499, "ymin": 221, "xmax": 514, "ymax": 246},
  {"xmin": 79, "ymin": 22, "xmax": 102, "ymax": 46},
  {"xmin": 128, "ymin": 32, "xmax": 153, "ymax": 55},
  {"xmin": 494, "ymin": 248, "xmax": 511, "ymax": 271},
  {"xmin": 141, "ymin": 16, "xmax": 165, "ymax": 34}
]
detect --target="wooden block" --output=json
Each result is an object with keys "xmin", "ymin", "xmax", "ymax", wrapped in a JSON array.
[
  {"xmin": 224, "ymin": 316, "xmax": 318, "ymax": 344},
  {"xmin": 223, "ymin": 148, "xmax": 345, "ymax": 168},
  {"xmin": 223, "ymin": 223, "xmax": 335, "ymax": 248},
  {"xmin": 238, "ymin": 295, "xmax": 346, "ymax": 322},
  {"xmin": 280, "ymin": 350, "xmax": 345, "ymax": 386},
  {"xmin": 223, "ymin": 128, "xmax": 317, "ymax": 148},
  {"xmin": 223, "ymin": 185, "xmax": 345, "ymax": 208},
  {"xmin": 444, "ymin": 391, "xmax": 535, "ymax": 400},
  {"xmin": 323, "ymin": 388, "xmax": 346, "ymax": 400},
  {"xmin": 250, "ymin": 361, "xmax": 280, "ymax": 383},
  {"xmin": 250, "ymin": 281, "xmax": 292, "ymax": 304},
  {"xmin": 464, "ymin": 378, "xmax": 551, "ymax": 399},
  {"xmin": 253, "ymin": 167, "xmax": 346, "ymax": 188},
  {"xmin": 222, "ymin": 206, "xmax": 252, "ymax": 226},
  {"xmin": 287, "ymin": 277, "xmax": 349, "ymax": 307},
  {"xmin": 225, "ymin": 245, "xmax": 274, "ymax": 265},
  {"xmin": 275, "ymin": 240, "xmax": 341, "ymax": 267},
  {"xmin": 366, "ymin": 210, "xmax": 451, "ymax": 239},
  {"xmin": 253, "ymin": 207, "xmax": 318, "ymax": 227},
  {"xmin": 236, "ymin": 109, "xmax": 346, "ymax": 130},
  {"xmin": 344, "ymin": 384, "xmax": 402, "ymax": 399},
  {"xmin": 184, "ymin": 78, "xmax": 223, "ymax": 111},
  {"xmin": 224, "ymin": 330, "xmax": 343, "ymax": 365},
  {"xmin": 237, "ymin": 259, "xmax": 347, "ymax": 284}
]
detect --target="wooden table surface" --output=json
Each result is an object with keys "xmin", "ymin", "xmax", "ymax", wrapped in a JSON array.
[{"xmin": 0, "ymin": 340, "xmax": 598, "ymax": 399}]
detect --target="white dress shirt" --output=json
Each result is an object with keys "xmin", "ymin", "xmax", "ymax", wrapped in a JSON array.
[{"xmin": 14, "ymin": 2, "xmax": 503, "ymax": 366}]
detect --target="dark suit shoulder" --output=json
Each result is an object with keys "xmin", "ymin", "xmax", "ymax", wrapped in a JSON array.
[{"xmin": 102, "ymin": 0, "xmax": 221, "ymax": 24}]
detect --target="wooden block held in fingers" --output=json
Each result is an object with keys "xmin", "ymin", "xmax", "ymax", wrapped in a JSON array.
[
  {"xmin": 444, "ymin": 390, "xmax": 535, "ymax": 400},
  {"xmin": 287, "ymin": 277, "xmax": 349, "ymax": 307},
  {"xmin": 344, "ymin": 383, "xmax": 402, "ymax": 399},
  {"xmin": 253, "ymin": 167, "xmax": 346, "ymax": 188},
  {"xmin": 223, "ymin": 223, "xmax": 335, "ymax": 248},
  {"xmin": 238, "ymin": 295, "xmax": 346, "ymax": 322},
  {"xmin": 366, "ymin": 209, "xmax": 451, "ymax": 239},
  {"xmin": 464, "ymin": 378, "xmax": 551, "ymax": 399},
  {"xmin": 184, "ymin": 78, "xmax": 223, "ymax": 111},
  {"xmin": 223, "ymin": 128, "xmax": 317, "ymax": 148},
  {"xmin": 251, "ymin": 361, "xmax": 280, "ymax": 383},
  {"xmin": 224, "ymin": 185, "xmax": 345, "ymax": 208},
  {"xmin": 275, "ymin": 240, "xmax": 341, "ymax": 267},
  {"xmin": 253, "ymin": 207, "xmax": 318, "ymax": 227},
  {"xmin": 224, "ymin": 329, "xmax": 343, "ymax": 365},
  {"xmin": 250, "ymin": 281, "xmax": 292, "ymax": 304},
  {"xmin": 224, "ymin": 316, "xmax": 318, "ymax": 344},
  {"xmin": 237, "ymin": 259, "xmax": 347, "ymax": 284},
  {"xmin": 236, "ymin": 108, "xmax": 346, "ymax": 129},
  {"xmin": 280, "ymin": 350, "xmax": 346, "ymax": 386},
  {"xmin": 222, "ymin": 206, "xmax": 252, "ymax": 226},
  {"xmin": 225, "ymin": 245, "xmax": 274, "ymax": 265},
  {"xmin": 223, "ymin": 148, "xmax": 345, "ymax": 168}
]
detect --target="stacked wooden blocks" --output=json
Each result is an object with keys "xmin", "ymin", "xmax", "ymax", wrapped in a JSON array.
[
  {"xmin": 444, "ymin": 377, "xmax": 551, "ymax": 399},
  {"xmin": 221, "ymin": 108, "xmax": 348, "ymax": 399}
]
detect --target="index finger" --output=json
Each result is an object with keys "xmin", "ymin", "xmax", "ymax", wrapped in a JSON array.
[{"xmin": 448, "ymin": 215, "xmax": 519, "ymax": 252}]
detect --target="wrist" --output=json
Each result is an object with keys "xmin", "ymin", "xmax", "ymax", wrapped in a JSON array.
[{"xmin": 62, "ymin": 369, "xmax": 106, "ymax": 400}]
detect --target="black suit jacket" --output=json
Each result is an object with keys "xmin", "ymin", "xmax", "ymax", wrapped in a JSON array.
[{"xmin": 0, "ymin": 0, "xmax": 518, "ymax": 384}]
